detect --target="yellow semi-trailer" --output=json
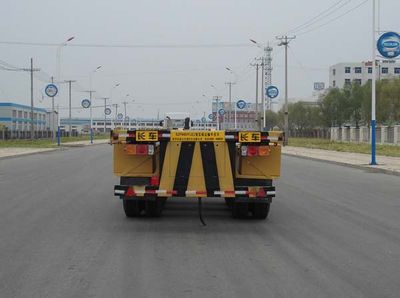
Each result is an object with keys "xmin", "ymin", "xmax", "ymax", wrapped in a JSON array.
[{"xmin": 111, "ymin": 129, "xmax": 282, "ymax": 220}]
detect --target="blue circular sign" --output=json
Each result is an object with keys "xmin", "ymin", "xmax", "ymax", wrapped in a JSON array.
[
  {"xmin": 208, "ymin": 114, "xmax": 214, "ymax": 120},
  {"xmin": 377, "ymin": 32, "xmax": 400, "ymax": 58},
  {"xmin": 45, "ymin": 84, "xmax": 58, "ymax": 97},
  {"xmin": 125, "ymin": 116, "xmax": 130, "ymax": 121},
  {"xmin": 81, "ymin": 99, "xmax": 91, "ymax": 108},
  {"xmin": 236, "ymin": 100, "xmax": 246, "ymax": 110},
  {"xmin": 117, "ymin": 113, "xmax": 124, "ymax": 120},
  {"xmin": 201, "ymin": 116, "xmax": 207, "ymax": 123},
  {"xmin": 104, "ymin": 108, "xmax": 112, "ymax": 115},
  {"xmin": 266, "ymin": 86, "xmax": 279, "ymax": 99},
  {"xmin": 218, "ymin": 108, "xmax": 225, "ymax": 116}
]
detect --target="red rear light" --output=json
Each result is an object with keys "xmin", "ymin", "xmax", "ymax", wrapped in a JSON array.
[
  {"xmin": 136, "ymin": 145, "xmax": 148, "ymax": 155},
  {"xmin": 150, "ymin": 176, "xmax": 159, "ymax": 186},
  {"xmin": 247, "ymin": 146, "xmax": 258, "ymax": 156},
  {"xmin": 126, "ymin": 187, "xmax": 135, "ymax": 197},
  {"xmin": 257, "ymin": 188, "xmax": 266, "ymax": 197}
]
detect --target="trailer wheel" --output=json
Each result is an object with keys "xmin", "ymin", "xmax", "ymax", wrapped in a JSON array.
[
  {"xmin": 123, "ymin": 199, "xmax": 144, "ymax": 217},
  {"xmin": 232, "ymin": 202, "xmax": 249, "ymax": 218},
  {"xmin": 252, "ymin": 202, "xmax": 270, "ymax": 219},
  {"xmin": 145, "ymin": 198, "xmax": 163, "ymax": 217},
  {"xmin": 225, "ymin": 198, "xmax": 233, "ymax": 208}
]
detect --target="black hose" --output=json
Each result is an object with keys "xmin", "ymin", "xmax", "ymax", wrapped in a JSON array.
[{"xmin": 198, "ymin": 197, "xmax": 207, "ymax": 226}]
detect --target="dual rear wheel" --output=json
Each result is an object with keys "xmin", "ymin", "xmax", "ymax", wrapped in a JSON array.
[
  {"xmin": 231, "ymin": 201, "xmax": 270, "ymax": 219},
  {"xmin": 123, "ymin": 197, "xmax": 165, "ymax": 217}
]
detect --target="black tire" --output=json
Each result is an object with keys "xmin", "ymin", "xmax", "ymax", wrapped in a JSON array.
[
  {"xmin": 232, "ymin": 202, "xmax": 249, "ymax": 218},
  {"xmin": 225, "ymin": 198, "xmax": 233, "ymax": 208},
  {"xmin": 145, "ymin": 198, "xmax": 163, "ymax": 217},
  {"xmin": 123, "ymin": 199, "xmax": 144, "ymax": 217},
  {"xmin": 252, "ymin": 202, "xmax": 270, "ymax": 219}
]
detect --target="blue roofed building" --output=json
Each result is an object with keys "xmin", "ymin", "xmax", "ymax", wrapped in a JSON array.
[{"xmin": 0, "ymin": 102, "xmax": 58, "ymax": 137}]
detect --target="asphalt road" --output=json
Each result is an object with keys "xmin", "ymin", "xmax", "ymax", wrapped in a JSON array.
[{"xmin": 1, "ymin": 145, "xmax": 400, "ymax": 298}]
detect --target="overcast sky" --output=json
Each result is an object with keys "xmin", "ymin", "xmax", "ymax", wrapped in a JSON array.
[{"xmin": 1, "ymin": 0, "xmax": 399, "ymax": 120}]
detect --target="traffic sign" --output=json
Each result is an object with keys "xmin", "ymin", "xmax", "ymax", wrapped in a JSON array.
[
  {"xmin": 201, "ymin": 116, "xmax": 207, "ymax": 123},
  {"xmin": 104, "ymin": 108, "xmax": 112, "ymax": 115},
  {"xmin": 266, "ymin": 86, "xmax": 279, "ymax": 99},
  {"xmin": 208, "ymin": 114, "xmax": 214, "ymax": 120},
  {"xmin": 125, "ymin": 116, "xmax": 130, "ymax": 121},
  {"xmin": 45, "ymin": 84, "xmax": 58, "ymax": 97},
  {"xmin": 377, "ymin": 32, "xmax": 400, "ymax": 59},
  {"xmin": 218, "ymin": 108, "xmax": 225, "ymax": 116},
  {"xmin": 117, "ymin": 113, "xmax": 124, "ymax": 120},
  {"xmin": 236, "ymin": 100, "xmax": 246, "ymax": 110},
  {"xmin": 81, "ymin": 99, "xmax": 91, "ymax": 109}
]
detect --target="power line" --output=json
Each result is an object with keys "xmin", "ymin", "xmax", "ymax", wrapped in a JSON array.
[
  {"xmin": 287, "ymin": 0, "xmax": 352, "ymax": 34},
  {"xmin": 0, "ymin": 41, "xmax": 253, "ymax": 49},
  {"xmin": 296, "ymin": 0, "xmax": 369, "ymax": 36}
]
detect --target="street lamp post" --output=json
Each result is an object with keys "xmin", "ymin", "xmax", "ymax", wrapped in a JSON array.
[
  {"xmin": 88, "ymin": 65, "xmax": 102, "ymax": 144},
  {"xmin": 56, "ymin": 36, "xmax": 75, "ymax": 82},
  {"xmin": 225, "ymin": 67, "xmax": 237, "ymax": 129}
]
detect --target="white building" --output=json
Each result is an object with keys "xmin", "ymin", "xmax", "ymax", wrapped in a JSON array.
[{"xmin": 329, "ymin": 60, "xmax": 400, "ymax": 88}]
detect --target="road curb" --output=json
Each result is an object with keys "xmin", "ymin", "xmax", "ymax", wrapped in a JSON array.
[
  {"xmin": 0, "ymin": 148, "xmax": 61, "ymax": 160},
  {"xmin": 283, "ymin": 152, "xmax": 400, "ymax": 177},
  {"xmin": 0, "ymin": 141, "xmax": 109, "ymax": 160}
]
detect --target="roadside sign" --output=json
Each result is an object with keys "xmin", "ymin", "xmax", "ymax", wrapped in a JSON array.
[
  {"xmin": 266, "ymin": 86, "xmax": 279, "ymax": 99},
  {"xmin": 45, "ymin": 84, "xmax": 58, "ymax": 97},
  {"xmin": 313, "ymin": 82, "xmax": 325, "ymax": 91},
  {"xmin": 104, "ymin": 108, "xmax": 112, "ymax": 115},
  {"xmin": 208, "ymin": 114, "xmax": 214, "ymax": 120},
  {"xmin": 170, "ymin": 131, "xmax": 225, "ymax": 142},
  {"xmin": 117, "ymin": 113, "xmax": 124, "ymax": 120},
  {"xmin": 377, "ymin": 32, "xmax": 400, "ymax": 59},
  {"xmin": 81, "ymin": 99, "xmax": 91, "ymax": 109},
  {"xmin": 201, "ymin": 117, "xmax": 207, "ymax": 123},
  {"xmin": 125, "ymin": 116, "xmax": 130, "ymax": 121},
  {"xmin": 136, "ymin": 130, "xmax": 158, "ymax": 142},
  {"xmin": 236, "ymin": 100, "xmax": 246, "ymax": 110},
  {"xmin": 218, "ymin": 108, "xmax": 225, "ymax": 116},
  {"xmin": 239, "ymin": 132, "xmax": 261, "ymax": 143}
]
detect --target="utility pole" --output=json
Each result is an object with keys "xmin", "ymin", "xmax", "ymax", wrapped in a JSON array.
[
  {"xmin": 264, "ymin": 44, "xmax": 273, "ymax": 112},
  {"xmin": 212, "ymin": 96, "xmax": 222, "ymax": 130},
  {"xmin": 50, "ymin": 77, "xmax": 55, "ymax": 140},
  {"xmin": 98, "ymin": 97, "xmax": 109, "ymax": 132},
  {"xmin": 122, "ymin": 101, "xmax": 129, "ymax": 129},
  {"xmin": 24, "ymin": 58, "xmax": 40, "ymax": 139},
  {"xmin": 225, "ymin": 82, "xmax": 236, "ymax": 129},
  {"xmin": 63, "ymin": 80, "xmax": 76, "ymax": 136},
  {"xmin": 251, "ymin": 60, "xmax": 262, "ymax": 130},
  {"xmin": 83, "ymin": 90, "xmax": 95, "ymax": 143},
  {"xmin": 261, "ymin": 57, "xmax": 265, "ymax": 130},
  {"xmin": 276, "ymin": 35, "xmax": 296, "ymax": 145},
  {"xmin": 112, "ymin": 103, "xmax": 119, "ymax": 128}
]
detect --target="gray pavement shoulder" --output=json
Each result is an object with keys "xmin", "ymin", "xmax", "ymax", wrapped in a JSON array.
[{"xmin": 283, "ymin": 148, "xmax": 400, "ymax": 177}]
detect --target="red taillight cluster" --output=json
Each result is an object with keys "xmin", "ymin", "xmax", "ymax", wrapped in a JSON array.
[
  {"xmin": 241, "ymin": 145, "xmax": 270, "ymax": 157},
  {"xmin": 124, "ymin": 144, "xmax": 155, "ymax": 155}
]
